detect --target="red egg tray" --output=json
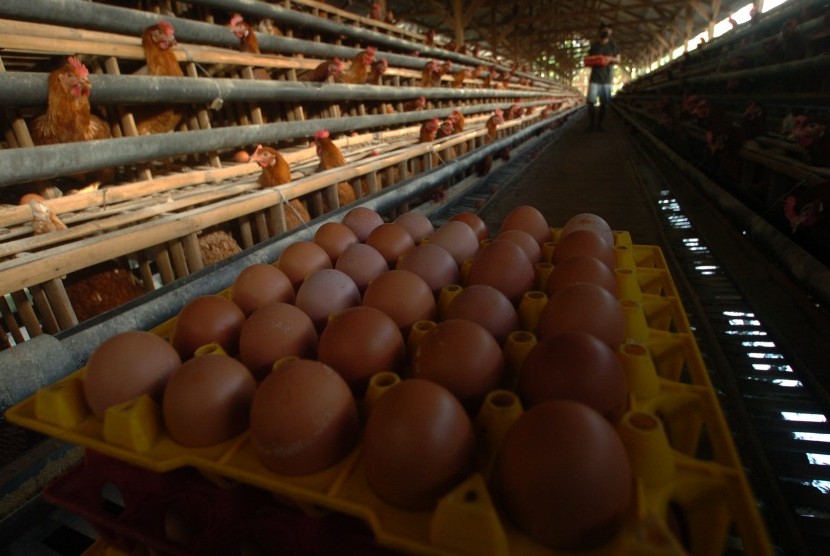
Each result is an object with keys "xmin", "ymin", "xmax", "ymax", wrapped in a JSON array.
[
  {"xmin": 45, "ymin": 450, "xmax": 391, "ymax": 556},
  {"xmin": 6, "ymin": 229, "xmax": 773, "ymax": 555}
]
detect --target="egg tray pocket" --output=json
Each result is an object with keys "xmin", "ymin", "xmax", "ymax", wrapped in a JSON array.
[{"xmin": 5, "ymin": 241, "xmax": 771, "ymax": 555}]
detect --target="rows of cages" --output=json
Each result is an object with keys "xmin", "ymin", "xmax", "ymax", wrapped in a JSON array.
[
  {"xmin": 0, "ymin": 0, "xmax": 583, "ymax": 349},
  {"xmin": 612, "ymin": 0, "xmax": 830, "ymax": 269}
]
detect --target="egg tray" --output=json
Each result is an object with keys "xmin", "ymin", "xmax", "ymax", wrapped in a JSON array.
[
  {"xmin": 5, "ymin": 238, "xmax": 772, "ymax": 555},
  {"xmin": 45, "ymin": 451, "xmax": 391, "ymax": 556}
]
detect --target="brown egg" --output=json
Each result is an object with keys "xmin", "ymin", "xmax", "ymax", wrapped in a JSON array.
[
  {"xmin": 519, "ymin": 332, "xmax": 628, "ymax": 421},
  {"xmin": 495, "ymin": 400, "xmax": 633, "ymax": 549},
  {"xmin": 294, "ymin": 269, "xmax": 361, "ymax": 332},
  {"xmin": 362, "ymin": 270, "xmax": 436, "ymax": 334},
  {"xmin": 444, "ymin": 284, "xmax": 519, "ymax": 344},
  {"xmin": 238, "ymin": 303, "xmax": 318, "ymax": 380},
  {"xmin": 232, "ymin": 264, "xmax": 295, "ymax": 316},
  {"xmin": 163, "ymin": 353, "xmax": 256, "ymax": 447},
  {"xmin": 537, "ymin": 282, "xmax": 624, "ymax": 347},
  {"xmin": 334, "ymin": 243, "xmax": 388, "ymax": 293},
  {"xmin": 412, "ymin": 319, "xmax": 505, "ymax": 409},
  {"xmin": 466, "ymin": 239, "xmax": 534, "ymax": 305},
  {"xmin": 342, "ymin": 206, "xmax": 384, "ymax": 242},
  {"xmin": 499, "ymin": 205, "xmax": 550, "ymax": 246},
  {"xmin": 449, "ymin": 212, "xmax": 489, "ymax": 242},
  {"xmin": 397, "ymin": 243, "xmax": 460, "ymax": 295},
  {"xmin": 552, "ymin": 229, "xmax": 615, "ymax": 269},
  {"xmin": 232, "ymin": 150, "xmax": 250, "ymax": 163},
  {"xmin": 172, "ymin": 296, "xmax": 246, "ymax": 360},
  {"xmin": 251, "ymin": 359, "xmax": 359, "ymax": 475},
  {"xmin": 561, "ymin": 213, "xmax": 614, "ymax": 247},
  {"xmin": 313, "ymin": 222, "xmax": 359, "ymax": 263},
  {"xmin": 545, "ymin": 255, "xmax": 618, "ymax": 297},
  {"xmin": 276, "ymin": 241, "xmax": 332, "ymax": 290},
  {"xmin": 83, "ymin": 331, "xmax": 181, "ymax": 418},
  {"xmin": 366, "ymin": 223, "xmax": 416, "ymax": 267},
  {"xmin": 394, "ymin": 211, "xmax": 434, "ymax": 243},
  {"xmin": 363, "ymin": 379, "xmax": 475, "ymax": 510},
  {"xmin": 318, "ymin": 306, "xmax": 405, "ymax": 390},
  {"xmin": 496, "ymin": 229, "xmax": 542, "ymax": 264},
  {"xmin": 427, "ymin": 221, "xmax": 480, "ymax": 265}
]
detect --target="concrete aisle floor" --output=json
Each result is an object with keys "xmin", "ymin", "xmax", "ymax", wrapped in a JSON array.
[{"xmin": 480, "ymin": 106, "xmax": 663, "ymax": 246}]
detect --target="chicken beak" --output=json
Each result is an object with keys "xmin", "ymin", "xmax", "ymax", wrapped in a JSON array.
[{"xmin": 81, "ymin": 79, "xmax": 92, "ymax": 96}]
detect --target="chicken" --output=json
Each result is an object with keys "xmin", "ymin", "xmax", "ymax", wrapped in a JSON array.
[
  {"xmin": 425, "ymin": 29, "xmax": 436, "ymax": 48},
  {"xmin": 402, "ymin": 96, "xmax": 427, "ymax": 112},
  {"xmin": 31, "ymin": 57, "xmax": 112, "ymax": 146},
  {"xmin": 791, "ymin": 115, "xmax": 830, "ymax": 167},
  {"xmin": 30, "ymin": 199, "xmax": 67, "ymax": 234},
  {"xmin": 257, "ymin": 18, "xmax": 283, "ymax": 37},
  {"xmin": 297, "ymin": 58, "xmax": 343, "ymax": 82},
  {"xmin": 30, "ymin": 56, "xmax": 114, "ymax": 191},
  {"xmin": 339, "ymin": 47, "xmax": 376, "ymax": 84},
  {"xmin": 230, "ymin": 13, "xmax": 260, "ymax": 54},
  {"xmin": 142, "ymin": 21, "xmax": 182, "ymax": 77},
  {"xmin": 385, "ymin": 9, "xmax": 396, "ymax": 24},
  {"xmin": 421, "ymin": 60, "xmax": 440, "ymax": 87},
  {"xmin": 432, "ymin": 61, "xmax": 452, "ymax": 87},
  {"xmin": 367, "ymin": 58, "xmax": 388, "ymax": 85},
  {"xmin": 370, "ymin": 2, "xmax": 383, "ymax": 21},
  {"xmin": 64, "ymin": 263, "xmax": 145, "ymax": 323},
  {"xmin": 450, "ymin": 110, "xmax": 465, "ymax": 133},
  {"xmin": 229, "ymin": 14, "xmax": 271, "ymax": 80},
  {"xmin": 692, "ymin": 99, "xmax": 744, "ymax": 181},
  {"xmin": 783, "ymin": 180, "xmax": 830, "ymax": 233},
  {"xmin": 314, "ymin": 130, "xmax": 359, "ymax": 208},
  {"xmin": 252, "ymin": 144, "xmax": 291, "ymax": 187},
  {"xmin": 436, "ymin": 119, "xmax": 455, "ymax": 139},
  {"xmin": 419, "ymin": 119, "xmax": 440, "ymax": 143},
  {"xmin": 741, "ymin": 100, "xmax": 767, "ymax": 142},
  {"xmin": 452, "ymin": 69, "xmax": 472, "ymax": 88},
  {"xmin": 251, "ymin": 144, "xmax": 311, "ymax": 230},
  {"xmin": 477, "ymin": 109, "xmax": 506, "ymax": 176},
  {"xmin": 134, "ymin": 21, "xmax": 185, "ymax": 135},
  {"xmin": 505, "ymin": 100, "xmax": 524, "ymax": 120}
]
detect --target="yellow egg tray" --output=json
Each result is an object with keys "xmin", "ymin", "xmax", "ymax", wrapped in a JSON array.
[{"xmin": 5, "ymin": 237, "xmax": 772, "ymax": 555}]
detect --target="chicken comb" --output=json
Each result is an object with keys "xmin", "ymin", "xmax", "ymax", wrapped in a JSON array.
[
  {"xmin": 252, "ymin": 144, "xmax": 265, "ymax": 158},
  {"xmin": 67, "ymin": 57, "xmax": 89, "ymax": 79},
  {"xmin": 158, "ymin": 20, "xmax": 175, "ymax": 36},
  {"xmin": 230, "ymin": 14, "xmax": 244, "ymax": 28},
  {"xmin": 314, "ymin": 130, "xmax": 330, "ymax": 141},
  {"xmin": 494, "ymin": 108, "xmax": 503, "ymax": 117},
  {"xmin": 366, "ymin": 46, "xmax": 376, "ymax": 55}
]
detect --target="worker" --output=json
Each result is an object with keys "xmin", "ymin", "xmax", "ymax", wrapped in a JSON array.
[{"xmin": 586, "ymin": 23, "xmax": 621, "ymax": 132}]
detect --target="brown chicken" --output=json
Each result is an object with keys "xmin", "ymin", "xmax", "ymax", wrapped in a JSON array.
[
  {"xmin": 230, "ymin": 14, "xmax": 260, "ymax": 53},
  {"xmin": 29, "ymin": 199, "xmax": 67, "ymax": 234},
  {"xmin": 229, "ymin": 14, "xmax": 271, "ymax": 80},
  {"xmin": 402, "ymin": 96, "xmax": 427, "ymax": 112},
  {"xmin": 30, "ymin": 56, "xmax": 114, "ymax": 193},
  {"xmin": 452, "ymin": 69, "xmax": 471, "ymax": 88},
  {"xmin": 314, "ymin": 130, "xmax": 359, "ymax": 208},
  {"xmin": 135, "ymin": 21, "xmax": 185, "ymax": 135},
  {"xmin": 436, "ymin": 119, "xmax": 455, "ymax": 139},
  {"xmin": 367, "ymin": 58, "xmax": 388, "ymax": 85},
  {"xmin": 251, "ymin": 144, "xmax": 311, "ymax": 230},
  {"xmin": 477, "ymin": 109, "xmax": 506, "ymax": 176},
  {"xmin": 32, "ymin": 57, "xmax": 112, "ymax": 146},
  {"xmin": 421, "ymin": 60, "xmax": 439, "ymax": 87},
  {"xmin": 298, "ymin": 58, "xmax": 343, "ymax": 82},
  {"xmin": 450, "ymin": 110, "xmax": 465, "ymax": 133},
  {"xmin": 339, "ymin": 47, "xmax": 376, "ymax": 85},
  {"xmin": 425, "ymin": 30, "xmax": 436, "ymax": 47},
  {"xmin": 419, "ymin": 119, "xmax": 440, "ymax": 143}
]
